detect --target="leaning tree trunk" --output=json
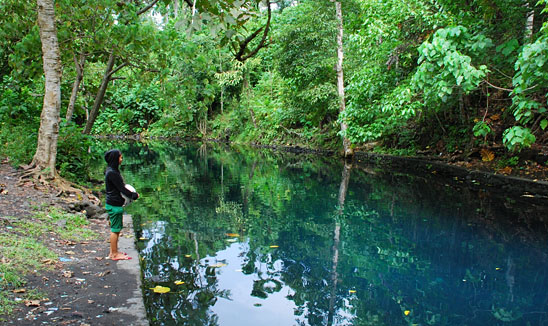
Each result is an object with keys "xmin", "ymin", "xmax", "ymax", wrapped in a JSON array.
[
  {"xmin": 334, "ymin": 1, "xmax": 353, "ymax": 158},
  {"xmin": 32, "ymin": 0, "xmax": 62, "ymax": 178},
  {"xmin": 83, "ymin": 52, "xmax": 116, "ymax": 134},
  {"xmin": 66, "ymin": 52, "xmax": 85, "ymax": 122}
]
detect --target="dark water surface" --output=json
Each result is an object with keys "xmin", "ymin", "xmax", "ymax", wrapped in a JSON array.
[{"xmin": 109, "ymin": 141, "xmax": 548, "ymax": 326}]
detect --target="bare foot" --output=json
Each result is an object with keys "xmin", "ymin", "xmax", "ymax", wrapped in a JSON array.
[{"xmin": 108, "ymin": 253, "xmax": 132, "ymax": 260}]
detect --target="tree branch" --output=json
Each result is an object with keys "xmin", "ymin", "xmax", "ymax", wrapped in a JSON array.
[
  {"xmin": 107, "ymin": 62, "xmax": 128, "ymax": 79},
  {"xmin": 235, "ymin": 1, "xmax": 272, "ymax": 62},
  {"xmin": 482, "ymin": 79, "xmax": 513, "ymax": 92},
  {"xmin": 137, "ymin": 0, "xmax": 161, "ymax": 16}
]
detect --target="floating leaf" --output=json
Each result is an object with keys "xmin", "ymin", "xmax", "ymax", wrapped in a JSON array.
[
  {"xmin": 269, "ymin": 245, "xmax": 279, "ymax": 248},
  {"xmin": 174, "ymin": 280, "xmax": 185, "ymax": 285},
  {"xmin": 480, "ymin": 149, "xmax": 495, "ymax": 162},
  {"xmin": 209, "ymin": 263, "xmax": 227, "ymax": 268},
  {"xmin": 150, "ymin": 286, "xmax": 170, "ymax": 293},
  {"xmin": 349, "ymin": 290, "xmax": 356, "ymax": 293},
  {"xmin": 404, "ymin": 310, "xmax": 411, "ymax": 316},
  {"xmin": 226, "ymin": 233, "xmax": 239, "ymax": 237},
  {"xmin": 184, "ymin": 254, "xmax": 192, "ymax": 258},
  {"xmin": 139, "ymin": 237, "xmax": 148, "ymax": 241}
]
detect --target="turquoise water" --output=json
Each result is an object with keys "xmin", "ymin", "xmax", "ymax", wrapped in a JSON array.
[{"xmin": 109, "ymin": 142, "xmax": 548, "ymax": 326}]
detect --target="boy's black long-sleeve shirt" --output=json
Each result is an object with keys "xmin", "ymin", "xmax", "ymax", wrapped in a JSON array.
[{"xmin": 104, "ymin": 149, "xmax": 138, "ymax": 207}]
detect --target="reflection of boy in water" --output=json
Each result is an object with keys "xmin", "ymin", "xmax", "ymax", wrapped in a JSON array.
[{"xmin": 104, "ymin": 149, "xmax": 139, "ymax": 260}]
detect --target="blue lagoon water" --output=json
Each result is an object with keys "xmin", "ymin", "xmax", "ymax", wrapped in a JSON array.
[{"xmin": 110, "ymin": 142, "xmax": 548, "ymax": 326}]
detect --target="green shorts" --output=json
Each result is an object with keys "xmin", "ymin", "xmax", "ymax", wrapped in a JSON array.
[{"xmin": 106, "ymin": 204, "xmax": 124, "ymax": 233}]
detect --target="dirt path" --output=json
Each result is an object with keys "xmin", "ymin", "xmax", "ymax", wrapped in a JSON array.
[{"xmin": 0, "ymin": 163, "xmax": 148, "ymax": 326}]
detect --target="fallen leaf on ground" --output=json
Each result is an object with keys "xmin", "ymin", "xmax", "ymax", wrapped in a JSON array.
[
  {"xmin": 65, "ymin": 251, "xmax": 76, "ymax": 255},
  {"xmin": 480, "ymin": 149, "xmax": 495, "ymax": 162},
  {"xmin": 42, "ymin": 259, "xmax": 55, "ymax": 265},
  {"xmin": 24, "ymin": 300, "xmax": 40, "ymax": 307},
  {"xmin": 62, "ymin": 271, "xmax": 73, "ymax": 278},
  {"xmin": 13, "ymin": 288, "xmax": 26, "ymax": 293},
  {"xmin": 96, "ymin": 270, "xmax": 111, "ymax": 277}
]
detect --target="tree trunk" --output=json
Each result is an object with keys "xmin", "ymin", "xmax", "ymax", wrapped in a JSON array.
[
  {"xmin": 66, "ymin": 52, "xmax": 86, "ymax": 122},
  {"xmin": 327, "ymin": 161, "xmax": 352, "ymax": 325},
  {"xmin": 334, "ymin": 1, "xmax": 353, "ymax": 158},
  {"xmin": 32, "ymin": 0, "xmax": 62, "ymax": 177},
  {"xmin": 173, "ymin": 0, "xmax": 179, "ymax": 17},
  {"xmin": 525, "ymin": 1, "xmax": 534, "ymax": 42},
  {"xmin": 83, "ymin": 52, "xmax": 116, "ymax": 134},
  {"xmin": 243, "ymin": 73, "xmax": 257, "ymax": 128}
]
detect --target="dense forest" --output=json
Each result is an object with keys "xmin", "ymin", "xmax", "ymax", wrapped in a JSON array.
[{"xmin": 0, "ymin": 0, "xmax": 547, "ymax": 180}]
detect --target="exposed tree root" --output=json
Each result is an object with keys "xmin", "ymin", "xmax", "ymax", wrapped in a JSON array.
[{"xmin": 18, "ymin": 165, "xmax": 100, "ymax": 206}]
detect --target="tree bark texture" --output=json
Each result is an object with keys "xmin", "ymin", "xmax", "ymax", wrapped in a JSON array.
[
  {"xmin": 334, "ymin": 1, "xmax": 353, "ymax": 158},
  {"xmin": 66, "ymin": 52, "xmax": 86, "ymax": 122},
  {"xmin": 83, "ymin": 52, "xmax": 116, "ymax": 134},
  {"xmin": 32, "ymin": 0, "xmax": 62, "ymax": 177}
]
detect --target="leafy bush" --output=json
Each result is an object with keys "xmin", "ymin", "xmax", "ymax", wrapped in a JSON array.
[
  {"xmin": 412, "ymin": 26, "xmax": 491, "ymax": 107},
  {"xmin": 56, "ymin": 121, "xmax": 94, "ymax": 182},
  {"xmin": 94, "ymin": 84, "xmax": 163, "ymax": 135}
]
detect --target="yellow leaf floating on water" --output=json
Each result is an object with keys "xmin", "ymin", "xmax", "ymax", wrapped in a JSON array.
[
  {"xmin": 269, "ymin": 245, "xmax": 279, "ymax": 248},
  {"xmin": 174, "ymin": 280, "xmax": 185, "ymax": 285},
  {"xmin": 496, "ymin": 267, "xmax": 501, "ymax": 270},
  {"xmin": 209, "ymin": 263, "xmax": 227, "ymax": 268},
  {"xmin": 226, "ymin": 233, "xmax": 239, "ymax": 237},
  {"xmin": 404, "ymin": 310, "xmax": 411, "ymax": 316},
  {"xmin": 150, "ymin": 286, "xmax": 170, "ymax": 293},
  {"xmin": 184, "ymin": 254, "xmax": 192, "ymax": 258},
  {"xmin": 480, "ymin": 149, "xmax": 495, "ymax": 162},
  {"xmin": 139, "ymin": 237, "xmax": 148, "ymax": 241},
  {"xmin": 349, "ymin": 290, "xmax": 356, "ymax": 293}
]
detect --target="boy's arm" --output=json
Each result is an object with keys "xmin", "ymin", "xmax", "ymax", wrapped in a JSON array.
[{"xmin": 109, "ymin": 171, "xmax": 139, "ymax": 199}]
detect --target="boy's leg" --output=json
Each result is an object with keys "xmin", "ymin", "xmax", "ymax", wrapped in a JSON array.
[{"xmin": 106, "ymin": 204, "xmax": 130, "ymax": 260}]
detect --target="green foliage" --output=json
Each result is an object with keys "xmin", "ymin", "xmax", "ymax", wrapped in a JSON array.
[
  {"xmin": 0, "ymin": 76, "xmax": 42, "ymax": 123},
  {"xmin": 94, "ymin": 84, "xmax": 163, "ymax": 135},
  {"xmin": 57, "ymin": 121, "xmax": 95, "ymax": 182},
  {"xmin": 502, "ymin": 126, "xmax": 536, "ymax": 152},
  {"xmin": 472, "ymin": 120, "xmax": 492, "ymax": 138},
  {"xmin": 412, "ymin": 26, "xmax": 491, "ymax": 105},
  {"xmin": 0, "ymin": 123, "xmax": 37, "ymax": 167}
]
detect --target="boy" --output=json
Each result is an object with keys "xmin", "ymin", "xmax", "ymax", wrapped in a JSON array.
[{"xmin": 104, "ymin": 149, "xmax": 139, "ymax": 260}]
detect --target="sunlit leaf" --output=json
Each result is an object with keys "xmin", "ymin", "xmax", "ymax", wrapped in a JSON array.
[
  {"xmin": 174, "ymin": 280, "xmax": 185, "ymax": 285},
  {"xmin": 150, "ymin": 286, "xmax": 170, "ymax": 293},
  {"xmin": 404, "ymin": 310, "xmax": 411, "ymax": 316},
  {"xmin": 226, "ymin": 233, "xmax": 240, "ymax": 237},
  {"xmin": 269, "ymin": 245, "xmax": 279, "ymax": 248}
]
